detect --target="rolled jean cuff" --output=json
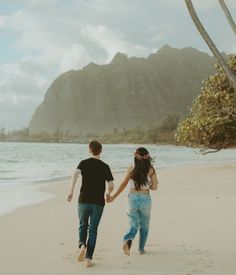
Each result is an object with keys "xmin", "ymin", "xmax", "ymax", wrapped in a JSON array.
[{"xmin": 78, "ymin": 242, "xmax": 86, "ymax": 249}]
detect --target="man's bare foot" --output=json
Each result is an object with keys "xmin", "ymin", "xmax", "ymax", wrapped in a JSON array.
[
  {"xmin": 77, "ymin": 245, "xmax": 86, "ymax": 262},
  {"xmin": 85, "ymin": 259, "xmax": 95, "ymax": 267},
  {"xmin": 123, "ymin": 240, "xmax": 132, "ymax": 256}
]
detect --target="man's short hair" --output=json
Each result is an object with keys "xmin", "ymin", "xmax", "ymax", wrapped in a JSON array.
[{"xmin": 89, "ymin": 140, "xmax": 102, "ymax": 155}]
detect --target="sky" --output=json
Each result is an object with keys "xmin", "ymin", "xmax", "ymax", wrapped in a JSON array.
[{"xmin": 0, "ymin": 0, "xmax": 236, "ymax": 130}]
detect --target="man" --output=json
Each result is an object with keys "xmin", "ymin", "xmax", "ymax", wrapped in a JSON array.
[{"xmin": 67, "ymin": 140, "xmax": 114, "ymax": 267}]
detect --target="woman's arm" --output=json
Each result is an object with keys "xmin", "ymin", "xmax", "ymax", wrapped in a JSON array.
[
  {"xmin": 67, "ymin": 169, "xmax": 81, "ymax": 201},
  {"xmin": 107, "ymin": 166, "xmax": 132, "ymax": 202},
  {"xmin": 149, "ymin": 167, "xmax": 159, "ymax": 190}
]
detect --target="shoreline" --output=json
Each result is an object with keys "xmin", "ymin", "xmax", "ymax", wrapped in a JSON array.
[
  {"xmin": 1, "ymin": 165, "xmax": 236, "ymax": 274},
  {"xmin": 1, "ymin": 162, "xmax": 236, "ymax": 217}
]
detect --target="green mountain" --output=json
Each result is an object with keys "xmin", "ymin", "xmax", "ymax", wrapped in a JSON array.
[{"xmin": 29, "ymin": 45, "xmax": 215, "ymax": 140}]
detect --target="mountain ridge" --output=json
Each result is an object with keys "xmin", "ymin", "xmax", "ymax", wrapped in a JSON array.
[{"xmin": 29, "ymin": 45, "xmax": 215, "ymax": 140}]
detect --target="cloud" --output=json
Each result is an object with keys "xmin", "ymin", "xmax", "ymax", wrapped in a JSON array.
[
  {"xmin": 60, "ymin": 44, "xmax": 92, "ymax": 72},
  {"xmin": 159, "ymin": 0, "xmax": 234, "ymax": 12},
  {"xmin": 0, "ymin": 0, "xmax": 236, "ymax": 128},
  {"xmin": 81, "ymin": 25, "xmax": 152, "ymax": 62},
  {"xmin": 0, "ymin": 58, "xmax": 49, "ymax": 128},
  {"xmin": 148, "ymin": 23, "xmax": 175, "ymax": 43},
  {"xmin": 0, "ymin": 3, "xmax": 155, "ymax": 128},
  {"xmin": 0, "ymin": 16, "xmax": 7, "ymax": 27}
]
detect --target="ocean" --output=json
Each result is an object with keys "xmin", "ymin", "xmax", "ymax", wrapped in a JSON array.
[{"xmin": 0, "ymin": 142, "xmax": 235, "ymax": 216}]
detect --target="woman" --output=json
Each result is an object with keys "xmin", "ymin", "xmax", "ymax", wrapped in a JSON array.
[{"xmin": 107, "ymin": 147, "xmax": 158, "ymax": 255}]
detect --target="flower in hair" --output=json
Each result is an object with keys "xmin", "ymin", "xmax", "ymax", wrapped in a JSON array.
[
  {"xmin": 143, "ymin": 154, "xmax": 150, "ymax": 160},
  {"xmin": 134, "ymin": 152, "xmax": 150, "ymax": 160},
  {"xmin": 134, "ymin": 152, "xmax": 143, "ymax": 160}
]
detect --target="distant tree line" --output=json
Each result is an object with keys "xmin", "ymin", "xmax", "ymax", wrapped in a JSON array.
[
  {"xmin": 99, "ymin": 113, "xmax": 179, "ymax": 144},
  {"xmin": 0, "ymin": 127, "xmax": 29, "ymax": 142},
  {"xmin": 0, "ymin": 113, "xmax": 180, "ymax": 144}
]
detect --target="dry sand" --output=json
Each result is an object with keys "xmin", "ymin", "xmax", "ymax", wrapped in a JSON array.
[{"xmin": 0, "ymin": 165, "xmax": 236, "ymax": 275}]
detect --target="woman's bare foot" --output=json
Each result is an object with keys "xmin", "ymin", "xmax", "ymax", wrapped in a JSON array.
[
  {"xmin": 77, "ymin": 245, "xmax": 86, "ymax": 262},
  {"xmin": 123, "ymin": 240, "xmax": 132, "ymax": 256},
  {"xmin": 85, "ymin": 259, "xmax": 95, "ymax": 267}
]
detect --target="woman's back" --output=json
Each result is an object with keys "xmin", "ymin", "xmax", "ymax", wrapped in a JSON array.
[{"xmin": 129, "ymin": 166, "xmax": 152, "ymax": 190}]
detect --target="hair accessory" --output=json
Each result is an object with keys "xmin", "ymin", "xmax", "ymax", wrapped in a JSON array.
[
  {"xmin": 143, "ymin": 154, "xmax": 150, "ymax": 160},
  {"xmin": 134, "ymin": 152, "xmax": 143, "ymax": 160},
  {"xmin": 134, "ymin": 152, "xmax": 150, "ymax": 160}
]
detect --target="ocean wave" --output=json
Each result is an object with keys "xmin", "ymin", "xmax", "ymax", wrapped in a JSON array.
[
  {"xmin": 0, "ymin": 177, "xmax": 19, "ymax": 180},
  {"xmin": 0, "ymin": 142, "xmax": 236, "ymax": 216},
  {"xmin": 0, "ymin": 159, "xmax": 20, "ymax": 163}
]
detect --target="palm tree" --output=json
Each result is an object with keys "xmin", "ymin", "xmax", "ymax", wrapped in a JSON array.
[
  {"xmin": 184, "ymin": 0, "xmax": 236, "ymax": 91},
  {"xmin": 219, "ymin": 0, "xmax": 236, "ymax": 36}
]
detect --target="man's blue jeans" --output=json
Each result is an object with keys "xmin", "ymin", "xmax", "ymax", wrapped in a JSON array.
[
  {"xmin": 123, "ymin": 193, "xmax": 151, "ymax": 252},
  {"xmin": 78, "ymin": 203, "xmax": 104, "ymax": 259}
]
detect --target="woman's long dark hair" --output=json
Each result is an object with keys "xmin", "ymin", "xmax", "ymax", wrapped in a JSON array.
[{"xmin": 130, "ymin": 147, "xmax": 154, "ymax": 190}]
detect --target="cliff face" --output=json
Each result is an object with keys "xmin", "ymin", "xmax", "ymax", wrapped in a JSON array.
[{"xmin": 29, "ymin": 45, "xmax": 215, "ymax": 138}]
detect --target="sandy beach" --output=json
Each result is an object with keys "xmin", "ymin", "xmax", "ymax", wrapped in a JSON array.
[{"xmin": 0, "ymin": 165, "xmax": 236, "ymax": 275}]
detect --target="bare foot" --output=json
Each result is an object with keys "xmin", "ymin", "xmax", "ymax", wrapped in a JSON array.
[
  {"xmin": 85, "ymin": 259, "xmax": 95, "ymax": 267},
  {"xmin": 123, "ymin": 242, "xmax": 130, "ymax": 256},
  {"xmin": 139, "ymin": 249, "xmax": 146, "ymax": 255},
  {"xmin": 77, "ymin": 245, "xmax": 86, "ymax": 262}
]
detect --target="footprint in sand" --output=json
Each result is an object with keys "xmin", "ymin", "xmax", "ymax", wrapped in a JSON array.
[
  {"xmin": 191, "ymin": 269, "xmax": 204, "ymax": 274},
  {"xmin": 176, "ymin": 244, "xmax": 214, "ymax": 274},
  {"xmin": 95, "ymin": 256, "xmax": 103, "ymax": 261},
  {"xmin": 123, "ymin": 262, "xmax": 131, "ymax": 269},
  {"xmin": 205, "ymin": 264, "xmax": 213, "ymax": 268}
]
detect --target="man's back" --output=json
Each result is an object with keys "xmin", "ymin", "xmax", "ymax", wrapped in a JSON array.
[{"xmin": 78, "ymin": 158, "xmax": 113, "ymax": 206}]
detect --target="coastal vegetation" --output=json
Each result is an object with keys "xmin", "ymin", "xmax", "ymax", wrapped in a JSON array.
[
  {"xmin": 0, "ymin": 113, "xmax": 179, "ymax": 144},
  {"xmin": 176, "ymin": 1, "xmax": 236, "ymax": 149},
  {"xmin": 176, "ymin": 56, "xmax": 236, "ymax": 149}
]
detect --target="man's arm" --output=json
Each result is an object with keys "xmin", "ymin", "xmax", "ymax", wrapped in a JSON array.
[
  {"xmin": 107, "ymin": 181, "xmax": 114, "ymax": 196},
  {"xmin": 67, "ymin": 169, "xmax": 81, "ymax": 201}
]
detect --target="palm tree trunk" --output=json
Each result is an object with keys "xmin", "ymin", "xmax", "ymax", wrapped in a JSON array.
[
  {"xmin": 185, "ymin": 0, "xmax": 236, "ymax": 92},
  {"xmin": 219, "ymin": 0, "xmax": 236, "ymax": 36}
]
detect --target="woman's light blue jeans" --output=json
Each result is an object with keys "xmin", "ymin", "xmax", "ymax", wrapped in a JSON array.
[{"xmin": 123, "ymin": 193, "xmax": 151, "ymax": 252}]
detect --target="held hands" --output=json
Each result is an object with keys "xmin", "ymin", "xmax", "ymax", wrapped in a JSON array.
[
  {"xmin": 67, "ymin": 192, "xmax": 73, "ymax": 202},
  {"xmin": 106, "ymin": 193, "xmax": 115, "ymax": 203}
]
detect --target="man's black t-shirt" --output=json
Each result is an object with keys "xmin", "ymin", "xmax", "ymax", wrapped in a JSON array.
[{"xmin": 77, "ymin": 158, "xmax": 114, "ymax": 207}]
